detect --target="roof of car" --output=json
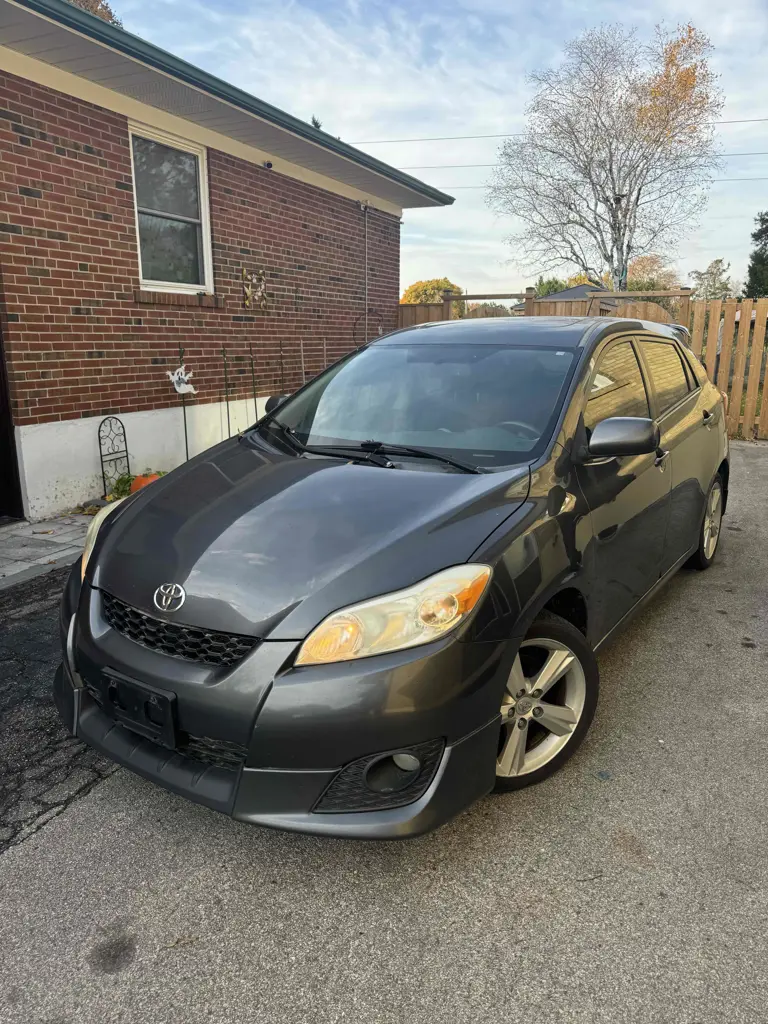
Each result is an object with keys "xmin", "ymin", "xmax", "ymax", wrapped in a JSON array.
[{"xmin": 377, "ymin": 316, "xmax": 686, "ymax": 349}]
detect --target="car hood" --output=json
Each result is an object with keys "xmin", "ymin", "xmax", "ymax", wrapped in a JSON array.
[{"xmin": 91, "ymin": 437, "xmax": 530, "ymax": 640}]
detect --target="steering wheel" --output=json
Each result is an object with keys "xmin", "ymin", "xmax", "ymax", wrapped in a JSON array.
[{"xmin": 498, "ymin": 420, "xmax": 540, "ymax": 440}]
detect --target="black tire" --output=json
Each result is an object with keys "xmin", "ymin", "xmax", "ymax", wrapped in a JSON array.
[
  {"xmin": 687, "ymin": 473, "xmax": 724, "ymax": 571},
  {"xmin": 493, "ymin": 611, "xmax": 599, "ymax": 792}
]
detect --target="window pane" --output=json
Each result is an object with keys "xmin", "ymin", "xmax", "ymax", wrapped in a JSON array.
[
  {"xmin": 132, "ymin": 136, "xmax": 200, "ymax": 220},
  {"xmin": 639, "ymin": 341, "xmax": 690, "ymax": 415},
  {"xmin": 138, "ymin": 213, "xmax": 202, "ymax": 284},
  {"xmin": 268, "ymin": 344, "xmax": 576, "ymax": 466},
  {"xmin": 585, "ymin": 342, "xmax": 649, "ymax": 432}
]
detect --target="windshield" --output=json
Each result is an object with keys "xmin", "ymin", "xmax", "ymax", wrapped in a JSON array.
[{"xmin": 263, "ymin": 343, "xmax": 576, "ymax": 468}]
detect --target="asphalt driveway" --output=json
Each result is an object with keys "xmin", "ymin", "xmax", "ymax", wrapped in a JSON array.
[{"xmin": 1, "ymin": 441, "xmax": 767, "ymax": 1024}]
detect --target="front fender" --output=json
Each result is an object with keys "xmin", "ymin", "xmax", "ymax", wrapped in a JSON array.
[{"xmin": 465, "ymin": 445, "xmax": 594, "ymax": 644}]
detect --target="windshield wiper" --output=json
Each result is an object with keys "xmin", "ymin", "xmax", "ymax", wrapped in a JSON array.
[
  {"xmin": 258, "ymin": 418, "xmax": 304, "ymax": 454},
  {"xmin": 338, "ymin": 440, "xmax": 483, "ymax": 475},
  {"xmin": 254, "ymin": 423, "xmax": 479, "ymax": 472},
  {"xmin": 256, "ymin": 422, "xmax": 394, "ymax": 467},
  {"xmin": 299, "ymin": 441, "xmax": 395, "ymax": 467}
]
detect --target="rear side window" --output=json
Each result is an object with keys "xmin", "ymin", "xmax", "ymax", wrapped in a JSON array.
[
  {"xmin": 639, "ymin": 341, "xmax": 691, "ymax": 415},
  {"xmin": 680, "ymin": 345, "xmax": 707, "ymax": 387},
  {"xmin": 584, "ymin": 341, "xmax": 650, "ymax": 432}
]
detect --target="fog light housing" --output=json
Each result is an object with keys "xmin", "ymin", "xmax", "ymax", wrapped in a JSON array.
[
  {"xmin": 365, "ymin": 752, "xmax": 422, "ymax": 794},
  {"xmin": 313, "ymin": 739, "xmax": 444, "ymax": 813}
]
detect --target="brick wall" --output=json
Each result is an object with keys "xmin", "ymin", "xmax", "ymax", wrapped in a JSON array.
[{"xmin": 0, "ymin": 71, "xmax": 400, "ymax": 427}]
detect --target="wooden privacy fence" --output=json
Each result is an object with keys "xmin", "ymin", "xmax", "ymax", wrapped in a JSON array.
[
  {"xmin": 398, "ymin": 287, "xmax": 689, "ymax": 327},
  {"xmin": 689, "ymin": 298, "xmax": 768, "ymax": 439},
  {"xmin": 397, "ymin": 302, "xmax": 445, "ymax": 328},
  {"xmin": 531, "ymin": 296, "xmax": 675, "ymax": 323}
]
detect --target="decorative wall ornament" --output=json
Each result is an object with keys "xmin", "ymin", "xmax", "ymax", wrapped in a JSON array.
[
  {"xmin": 242, "ymin": 267, "xmax": 268, "ymax": 310},
  {"xmin": 167, "ymin": 365, "xmax": 198, "ymax": 395}
]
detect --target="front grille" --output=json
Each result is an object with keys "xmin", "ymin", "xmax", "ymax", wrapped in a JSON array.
[
  {"xmin": 101, "ymin": 591, "xmax": 258, "ymax": 668},
  {"xmin": 178, "ymin": 735, "xmax": 248, "ymax": 771},
  {"xmin": 314, "ymin": 739, "xmax": 445, "ymax": 813}
]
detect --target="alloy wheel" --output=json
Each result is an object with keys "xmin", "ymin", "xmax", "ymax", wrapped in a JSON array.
[
  {"xmin": 703, "ymin": 480, "xmax": 723, "ymax": 561},
  {"xmin": 496, "ymin": 638, "xmax": 587, "ymax": 778}
]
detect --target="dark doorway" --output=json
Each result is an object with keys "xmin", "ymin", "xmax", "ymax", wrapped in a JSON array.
[{"xmin": 0, "ymin": 322, "xmax": 23, "ymax": 519}]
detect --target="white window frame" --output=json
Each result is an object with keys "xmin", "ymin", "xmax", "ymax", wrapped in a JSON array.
[{"xmin": 128, "ymin": 122, "xmax": 214, "ymax": 295}]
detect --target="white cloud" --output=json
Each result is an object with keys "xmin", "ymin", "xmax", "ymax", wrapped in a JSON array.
[{"xmin": 121, "ymin": 0, "xmax": 768, "ymax": 292}]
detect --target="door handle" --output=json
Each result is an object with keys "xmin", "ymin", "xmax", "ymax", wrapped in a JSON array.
[
  {"xmin": 702, "ymin": 409, "xmax": 714, "ymax": 428},
  {"xmin": 655, "ymin": 448, "xmax": 670, "ymax": 469}
]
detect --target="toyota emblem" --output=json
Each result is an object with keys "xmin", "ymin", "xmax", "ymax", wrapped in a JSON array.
[{"xmin": 153, "ymin": 582, "xmax": 186, "ymax": 612}]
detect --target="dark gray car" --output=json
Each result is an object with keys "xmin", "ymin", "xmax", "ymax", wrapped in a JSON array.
[{"xmin": 54, "ymin": 317, "xmax": 729, "ymax": 838}]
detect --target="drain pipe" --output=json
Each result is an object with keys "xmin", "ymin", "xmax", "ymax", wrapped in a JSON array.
[{"xmin": 360, "ymin": 201, "xmax": 369, "ymax": 344}]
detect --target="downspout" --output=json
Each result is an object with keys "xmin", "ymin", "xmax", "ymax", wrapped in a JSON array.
[{"xmin": 360, "ymin": 201, "xmax": 369, "ymax": 344}]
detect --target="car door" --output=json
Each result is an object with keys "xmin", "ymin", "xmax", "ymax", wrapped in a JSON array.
[
  {"xmin": 573, "ymin": 336, "xmax": 671, "ymax": 641},
  {"xmin": 636, "ymin": 335, "xmax": 712, "ymax": 573}
]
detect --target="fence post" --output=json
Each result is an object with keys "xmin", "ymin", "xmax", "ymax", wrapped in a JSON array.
[
  {"xmin": 441, "ymin": 290, "xmax": 453, "ymax": 321},
  {"xmin": 524, "ymin": 287, "xmax": 536, "ymax": 316},
  {"xmin": 679, "ymin": 287, "xmax": 693, "ymax": 330}
]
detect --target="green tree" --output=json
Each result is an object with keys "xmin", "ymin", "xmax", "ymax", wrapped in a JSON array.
[
  {"xmin": 311, "ymin": 115, "xmax": 323, "ymax": 130},
  {"xmin": 69, "ymin": 0, "xmax": 122, "ymax": 25},
  {"xmin": 744, "ymin": 212, "xmax": 768, "ymax": 298},
  {"xmin": 689, "ymin": 259, "xmax": 734, "ymax": 300},
  {"xmin": 534, "ymin": 275, "xmax": 566, "ymax": 297},
  {"xmin": 401, "ymin": 278, "xmax": 465, "ymax": 318}
]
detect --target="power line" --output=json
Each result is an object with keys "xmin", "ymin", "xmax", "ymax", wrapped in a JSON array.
[
  {"xmin": 402, "ymin": 163, "xmax": 497, "ymax": 170},
  {"xmin": 353, "ymin": 118, "xmax": 768, "ymax": 145},
  {"xmin": 436, "ymin": 176, "xmax": 768, "ymax": 189},
  {"xmin": 400, "ymin": 152, "xmax": 768, "ymax": 170},
  {"xmin": 355, "ymin": 132, "xmax": 523, "ymax": 144}
]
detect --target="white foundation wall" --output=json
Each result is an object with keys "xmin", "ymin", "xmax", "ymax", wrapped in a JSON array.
[{"xmin": 15, "ymin": 397, "xmax": 270, "ymax": 520}]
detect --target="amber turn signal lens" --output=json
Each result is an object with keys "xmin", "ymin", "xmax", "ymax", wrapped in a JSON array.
[{"xmin": 296, "ymin": 615, "xmax": 362, "ymax": 665}]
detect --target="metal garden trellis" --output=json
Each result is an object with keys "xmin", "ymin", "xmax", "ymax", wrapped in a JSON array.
[{"xmin": 98, "ymin": 415, "xmax": 130, "ymax": 497}]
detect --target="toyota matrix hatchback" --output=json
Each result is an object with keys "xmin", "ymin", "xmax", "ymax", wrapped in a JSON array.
[{"xmin": 54, "ymin": 317, "xmax": 728, "ymax": 838}]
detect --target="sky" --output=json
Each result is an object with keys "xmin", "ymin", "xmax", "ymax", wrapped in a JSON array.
[{"xmin": 118, "ymin": 0, "xmax": 768, "ymax": 296}]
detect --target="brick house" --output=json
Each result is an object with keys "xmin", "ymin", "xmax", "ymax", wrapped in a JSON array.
[{"xmin": 0, "ymin": 0, "xmax": 451, "ymax": 520}]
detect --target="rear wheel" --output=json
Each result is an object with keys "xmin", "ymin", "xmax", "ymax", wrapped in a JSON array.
[
  {"xmin": 688, "ymin": 474, "xmax": 724, "ymax": 571},
  {"xmin": 494, "ymin": 611, "xmax": 599, "ymax": 792}
]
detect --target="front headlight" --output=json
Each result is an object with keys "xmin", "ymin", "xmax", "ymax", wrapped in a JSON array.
[
  {"xmin": 295, "ymin": 564, "xmax": 492, "ymax": 666},
  {"xmin": 81, "ymin": 499, "xmax": 124, "ymax": 580}
]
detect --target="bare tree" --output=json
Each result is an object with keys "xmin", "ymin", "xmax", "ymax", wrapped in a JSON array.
[{"xmin": 488, "ymin": 24, "xmax": 723, "ymax": 289}]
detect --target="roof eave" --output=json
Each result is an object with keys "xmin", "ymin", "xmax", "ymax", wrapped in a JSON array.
[{"xmin": 8, "ymin": 0, "xmax": 453, "ymax": 208}]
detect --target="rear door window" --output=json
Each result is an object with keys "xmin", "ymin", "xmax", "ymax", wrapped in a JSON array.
[
  {"xmin": 679, "ymin": 345, "xmax": 707, "ymax": 387},
  {"xmin": 584, "ymin": 341, "xmax": 650, "ymax": 433},
  {"xmin": 639, "ymin": 340, "xmax": 692, "ymax": 416}
]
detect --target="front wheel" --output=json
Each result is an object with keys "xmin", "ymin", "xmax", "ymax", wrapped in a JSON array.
[
  {"xmin": 494, "ymin": 611, "xmax": 599, "ymax": 792},
  {"xmin": 687, "ymin": 474, "xmax": 724, "ymax": 571}
]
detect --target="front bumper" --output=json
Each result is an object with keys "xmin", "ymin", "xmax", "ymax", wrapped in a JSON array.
[
  {"xmin": 55, "ymin": 662, "xmax": 499, "ymax": 838},
  {"xmin": 55, "ymin": 568, "xmax": 511, "ymax": 839}
]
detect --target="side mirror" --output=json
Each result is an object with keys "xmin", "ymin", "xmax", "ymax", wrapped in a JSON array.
[
  {"xmin": 265, "ymin": 394, "xmax": 289, "ymax": 415},
  {"xmin": 587, "ymin": 417, "xmax": 660, "ymax": 458}
]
